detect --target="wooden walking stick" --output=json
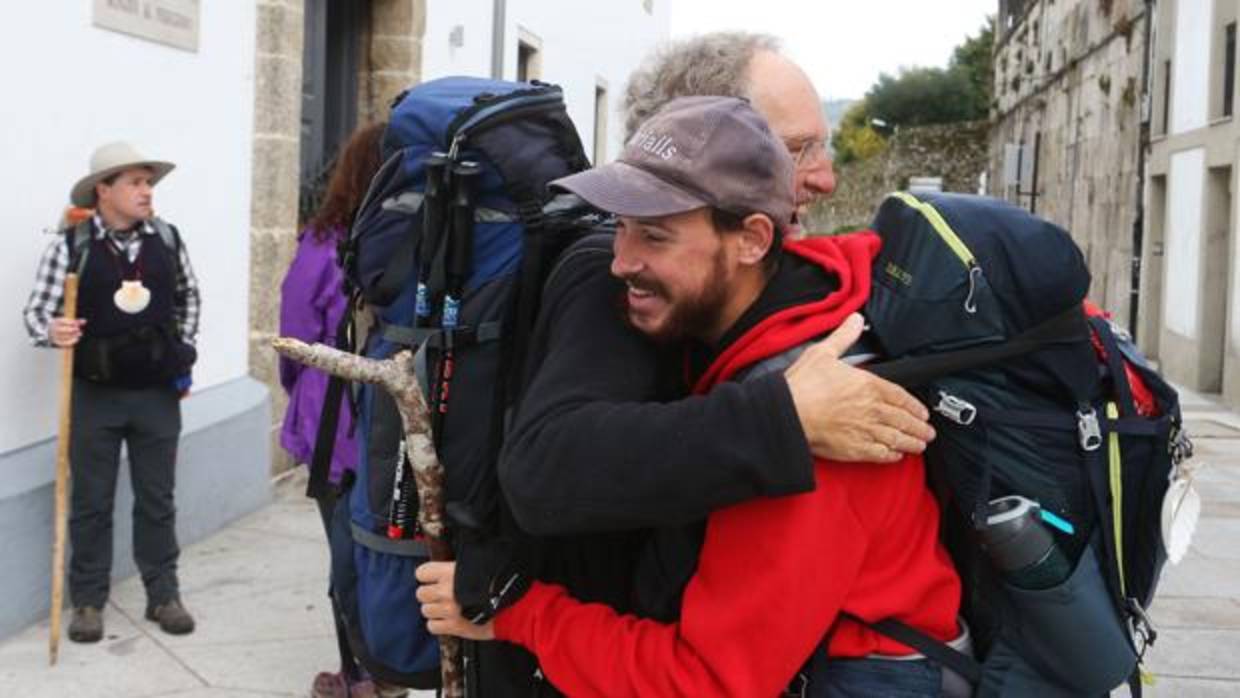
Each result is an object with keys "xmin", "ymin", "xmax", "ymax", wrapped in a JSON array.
[
  {"xmin": 271, "ymin": 338, "xmax": 464, "ymax": 697},
  {"xmin": 49, "ymin": 273, "xmax": 79, "ymax": 666}
]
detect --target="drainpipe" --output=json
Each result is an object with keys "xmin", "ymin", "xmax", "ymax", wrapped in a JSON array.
[
  {"xmin": 491, "ymin": 0, "xmax": 506, "ymax": 79},
  {"xmin": 1129, "ymin": 0, "xmax": 1154, "ymax": 339}
]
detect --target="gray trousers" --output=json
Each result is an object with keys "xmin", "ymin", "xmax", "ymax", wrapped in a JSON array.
[{"xmin": 69, "ymin": 379, "xmax": 182, "ymax": 609}]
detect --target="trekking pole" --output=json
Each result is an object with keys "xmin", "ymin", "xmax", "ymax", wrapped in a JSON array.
[
  {"xmin": 387, "ymin": 152, "xmax": 451, "ymax": 538},
  {"xmin": 269, "ymin": 337, "xmax": 465, "ymax": 697},
  {"xmin": 434, "ymin": 161, "xmax": 481, "ymax": 430},
  {"xmin": 415, "ymin": 153, "xmax": 450, "ymax": 327},
  {"xmin": 49, "ymin": 273, "xmax": 80, "ymax": 666}
]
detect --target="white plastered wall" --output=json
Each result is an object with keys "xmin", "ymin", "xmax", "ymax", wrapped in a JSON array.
[
  {"xmin": 421, "ymin": 0, "xmax": 671, "ymax": 164},
  {"xmin": 0, "ymin": 3, "xmax": 256, "ymax": 452},
  {"xmin": 1164, "ymin": 147, "xmax": 1207, "ymax": 339},
  {"xmin": 1170, "ymin": 0, "xmax": 1213, "ymax": 135}
]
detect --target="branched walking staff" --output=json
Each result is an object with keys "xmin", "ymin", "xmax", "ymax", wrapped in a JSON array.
[{"xmin": 271, "ymin": 337, "xmax": 463, "ymax": 697}]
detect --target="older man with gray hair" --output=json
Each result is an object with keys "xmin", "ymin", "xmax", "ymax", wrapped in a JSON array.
[{"xmin": 624, "ymin": 32, "xmax": 837, "ymax": 237}]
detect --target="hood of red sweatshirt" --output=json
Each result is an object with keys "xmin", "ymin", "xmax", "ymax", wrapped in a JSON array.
[{"xmin": 693, "ymin": 231, "xmax": 880, "ymax": 393}]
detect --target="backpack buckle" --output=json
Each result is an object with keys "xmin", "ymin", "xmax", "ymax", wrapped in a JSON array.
[
  {"xmin": 933, "ymin": 391, "xmax": 977, "ymax": 426},
  {"xmin": 1077, "ymin": 408, "xmax": 1102, "ymax": 451},
  {"xmin": 1169, "ymin": 423, "xmax": 1194, "ymax": 464}
]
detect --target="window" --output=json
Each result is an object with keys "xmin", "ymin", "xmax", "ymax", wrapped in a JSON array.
[
  {"xmin": 516, "ymin": 29, "xmax": 542, "ymax": 82},
  {"xmin": 517, "ymin": 43, "xmax": 535, "ymax": 81},
  {"xmin": 1225, "ymin": 23, "xmax": 1236, "ymax": 118}
]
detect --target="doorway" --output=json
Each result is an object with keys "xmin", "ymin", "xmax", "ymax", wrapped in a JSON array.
[
  {"xmin": 299, "ymin": 0, "xmax": 370, "ymax": 223},
  {"xmin": 1203, "ymin": 165, "xmax": 1233, "ymax": 392}
]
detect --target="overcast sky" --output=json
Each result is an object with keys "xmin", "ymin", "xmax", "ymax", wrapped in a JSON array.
[{"xmin": 669, "ymin": 0, "xmax": 997, "ymax": 101}]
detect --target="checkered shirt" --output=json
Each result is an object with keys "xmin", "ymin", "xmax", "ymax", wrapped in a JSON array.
[{"xmin": 22, "ymin": 215, "xmax": 201, "ymax": 347}]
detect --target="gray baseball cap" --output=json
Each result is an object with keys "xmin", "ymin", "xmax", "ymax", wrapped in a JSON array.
[{"xmin": 551, "ymin": 96, "xmax": 795, "ymax": 228}]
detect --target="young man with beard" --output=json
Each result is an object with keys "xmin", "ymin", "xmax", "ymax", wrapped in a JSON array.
[{"xmin": 419, "ymin": 97, "xmax": 965, "ymax": 697}]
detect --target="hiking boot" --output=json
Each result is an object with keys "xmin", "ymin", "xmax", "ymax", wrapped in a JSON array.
[
  {"xmin": 67, "ymin": 606, "xmax": 103, "ymax": 643},
  {"xmin": 372, "ymin": 681, "xmax": 408, "ymax": 698},
  {"xmin": 311, "ymin": 672, "xmax": 348, "ymax": 698},
  {"xmin": 311, "ymin": 672, "xmax": 404, "ymax": 698},
  {"xmin": 145, "ymin": 599, "xmax": 195, "ymax": 635}
]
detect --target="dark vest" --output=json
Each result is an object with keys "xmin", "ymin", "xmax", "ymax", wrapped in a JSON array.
[{"xmin": 75, "ymin": 232, "xmax": 182, "ymax": 387}]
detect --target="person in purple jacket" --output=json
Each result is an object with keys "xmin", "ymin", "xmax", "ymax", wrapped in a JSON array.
[
  {"xmin": 278, "ymin": 122, "xmax": 401, "ymax": 698},
  {"xmin": 279, "ymin": 122, "xmax": 385, "ymax": 486}
]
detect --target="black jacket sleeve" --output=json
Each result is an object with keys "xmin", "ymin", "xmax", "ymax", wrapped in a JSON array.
[{"xmin": 498, "ymin": 249, "xmax": 814, "ymax": 536}]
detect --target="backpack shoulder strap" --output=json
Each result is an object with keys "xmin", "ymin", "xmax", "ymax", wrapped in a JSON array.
[
  {"xmin": 149, "ymin": 217, "xmax": 186, "ymax": 282},
  {"xmin": 867, "ymin": 305, "xmax": 1090, "ymax": 389},
  {"xmin": 859, "ymin": 616, "xmax": 981, "ymax": 685},
  {"xmin": 150, "ymin": 217, "xmax": 181, "ymax": 254}
]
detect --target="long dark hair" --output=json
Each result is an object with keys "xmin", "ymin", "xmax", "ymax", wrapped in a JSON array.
[{"xmin": 307, "ymin": 122, "xmax": 387, "ymax": 241}]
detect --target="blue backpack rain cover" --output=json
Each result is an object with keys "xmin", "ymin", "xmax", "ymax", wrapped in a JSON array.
[{"xmin": 328, "ymin": 76, "xmax": 590, "ymax": 689}]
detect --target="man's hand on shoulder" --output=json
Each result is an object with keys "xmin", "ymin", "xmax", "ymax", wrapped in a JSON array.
[{"xmin": 785, "ymin": 314, "xmax": 934, "ymax": 463}]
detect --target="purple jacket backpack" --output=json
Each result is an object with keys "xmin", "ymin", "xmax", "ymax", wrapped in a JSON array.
[{"xmin": 278, "ymin": 226, "xmax": 357, "ymax": 483}]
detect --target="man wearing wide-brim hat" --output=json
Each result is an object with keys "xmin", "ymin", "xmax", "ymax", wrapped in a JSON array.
[{"xmin": 22, "ymin": 141, "xmax": 201, "ymax": 642}]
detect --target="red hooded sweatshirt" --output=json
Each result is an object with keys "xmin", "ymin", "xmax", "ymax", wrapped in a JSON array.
[{"xmin": 494, "ymin": 233, "xmax": 962, "ymax": 697}]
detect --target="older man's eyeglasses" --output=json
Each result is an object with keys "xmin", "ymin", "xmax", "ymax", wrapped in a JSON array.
[{"xmin": 785, "ymin": 138, "xmax": 830, "ymax": 169}]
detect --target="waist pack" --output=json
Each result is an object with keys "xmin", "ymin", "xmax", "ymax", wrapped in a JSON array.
[
  {"xmin": 75, "ymin": 323, "xmax": 193, "ymax": 387},
  {"xmin": 313, "ymin": 76, "xmax": 597, "ymax": 691},
  {"xmin": 862, "ymin": 192, "xmax": 1192, "ymax": 697}
]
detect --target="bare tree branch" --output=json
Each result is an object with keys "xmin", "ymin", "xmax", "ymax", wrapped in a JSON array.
[{"xmin": 271, "ymin": 337, "xmax": 463, "ymax": 696}]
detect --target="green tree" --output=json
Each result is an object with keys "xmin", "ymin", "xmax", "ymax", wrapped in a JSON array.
[
  {"xmin": 831, "ymin": 101, "xmax": 887, "ymax": 165},
  {"xmin": 857, "ymin": 20, "xmax": 995, "ymax": 129},
  {"xmin": 828, "ymin": 19, "xmax": 994, "ymax": 163},
  {"xmin": 865, "ymin": 66, "xmax": 977, "ymax": 126},
  {"xmin": 950, "ymin": 19, "xmax": 995, "ymax": 119}
]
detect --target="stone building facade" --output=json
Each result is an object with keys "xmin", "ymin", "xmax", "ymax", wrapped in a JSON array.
[
  {"xmin": 1142, "ymin": 0, "xmax": 1239, "ymax": 401},
  {"xmin": 807, "ymin": 121, "xmax": 990, "ymax": 234},
  {"xmin": 989, "ymin": 0, "xmax": 1152, "ymax": 333}
]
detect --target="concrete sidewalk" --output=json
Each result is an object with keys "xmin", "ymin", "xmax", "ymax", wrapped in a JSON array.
[
  {"xmin": 0, "ymin": 472, "xmax": 432, "ymax": 698},
  {"xmin": 1127, "ymin": 387, "xmax": 1240, "ymax": 697},
  {"xmin": 1, "ymin": 390, "xmax": 1238, "ymax": 697}
]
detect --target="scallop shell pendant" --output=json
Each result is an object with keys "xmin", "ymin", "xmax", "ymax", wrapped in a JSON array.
[{"xmin": 114, "ymin": 280, "xmax": 151, "ymax": 314}]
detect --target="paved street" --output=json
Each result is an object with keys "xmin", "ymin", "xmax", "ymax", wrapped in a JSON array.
[
  {"xmin": 1, "ymin": 388, "xmax": 1237, "ymax": 697},
  {"xmin": 0, "ymin": 472, "xmax": 433, "ymax": 698}
]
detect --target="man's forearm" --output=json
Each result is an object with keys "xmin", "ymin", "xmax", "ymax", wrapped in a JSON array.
[{"xmin": 499, "ymin": 373, "xmax": 813, "ymax": 536}]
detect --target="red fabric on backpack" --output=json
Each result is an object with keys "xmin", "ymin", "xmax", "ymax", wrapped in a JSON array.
[{"xmin": 1082, "ymin": 301, "xmax": 1157, "ymax": 417}]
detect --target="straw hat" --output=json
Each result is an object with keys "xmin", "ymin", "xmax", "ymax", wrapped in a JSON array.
[{"xmin": 69, "ymin": 141, "xmax": 175, "ymax": 207}]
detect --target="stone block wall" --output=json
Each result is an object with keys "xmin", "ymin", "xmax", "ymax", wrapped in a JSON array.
[
  {"xmin": 360, "ymin": 0, "xmax": 425, "ymax": 125},
  {"xmin": 806, "ymin": 120, "xmax": 991, "ymax": 234},
  {"xmin": 989, "ymin": 0, "xmax": 1148, "ymax": 327},
  {"xmin": 251, "ymin": 0, "xmax": 305, "ymax": 474}
]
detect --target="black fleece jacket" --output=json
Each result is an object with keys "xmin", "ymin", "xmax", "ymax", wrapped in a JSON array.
[{"xmin": 498, "ymin": 237, "xmax": 816, "ymax": 538}]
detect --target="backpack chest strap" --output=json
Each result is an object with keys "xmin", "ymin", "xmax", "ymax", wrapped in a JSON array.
[{"xmin": 379, "ymin": 320, "xmax": 503, "ymax": 349}]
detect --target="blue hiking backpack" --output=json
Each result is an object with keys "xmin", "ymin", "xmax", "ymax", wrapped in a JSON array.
[
  {"xmin": 312, "ymin": 77, "xmax": 597, "ymax": 690},
  {"xmin": 859, "ymin": 192, "xmax": 1191, "ymax": 697}
]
